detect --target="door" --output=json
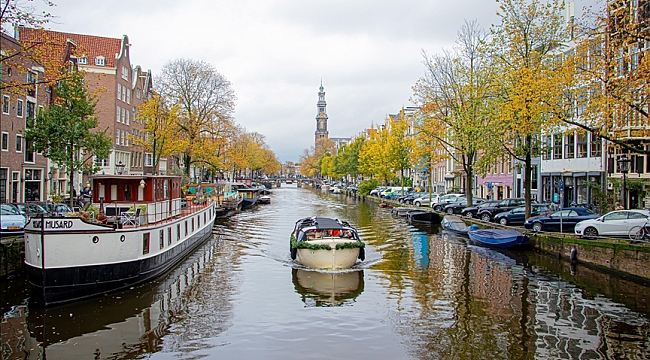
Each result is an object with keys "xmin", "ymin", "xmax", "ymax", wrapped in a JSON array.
[{"xmin": 599, "ymin": 211, "xmax": 631, "ymax": 236}]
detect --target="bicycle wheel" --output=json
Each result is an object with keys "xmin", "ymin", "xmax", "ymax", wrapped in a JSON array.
[{"xmin": 629, "ymin": 226, "xmax": 645, "ymax": 241}]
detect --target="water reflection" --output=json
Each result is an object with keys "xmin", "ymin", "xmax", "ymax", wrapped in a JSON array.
[
  {"xmin": 1, "ymin": 235, "xmax": 235, "ymax": 359},
  {"xmin": 292, "ymin": 269, "xmax": 364, "ymax": 307}
]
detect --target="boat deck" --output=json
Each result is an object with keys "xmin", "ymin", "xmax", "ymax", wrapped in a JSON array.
[{"xmin": 114, "ymin": 201, "xmax": 212, "ymax": 229}]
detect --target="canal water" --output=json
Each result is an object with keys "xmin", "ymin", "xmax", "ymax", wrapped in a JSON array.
[{"xmin": 2, "ymin": 184, "xmax": 650, "ymax": 359}]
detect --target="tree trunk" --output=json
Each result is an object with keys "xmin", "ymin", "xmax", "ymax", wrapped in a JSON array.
[
  {"xmin": 464, "ymin": 155, "xmax": 474, "ymax": 206},
  {"xmin": 524, "ymin": 135, "xmax": 533, "ymax": 218}
]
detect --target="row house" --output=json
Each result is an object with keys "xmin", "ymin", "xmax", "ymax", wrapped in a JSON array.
[
  {"xmin": 0, "ymin": 32, "xmax": 57, "ymax": 203},
  {"xmin": 18, "ymin": 29, "xmax": 161, "ymax": 198}
]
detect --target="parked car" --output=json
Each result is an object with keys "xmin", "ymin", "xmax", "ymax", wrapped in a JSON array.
[
  {"xmin": 524, "ymin": 207, "xmax": 600, "ymax": 232},
  {"xmin": 50, "ymin": 203, "xmax": 74, "ymax": 217},
  {"xmin": 494, "ymin": 204, "xmax": 551, "ymax": 226},
  {"xmin": 462, "ymin": 200, "xmax": 500, "ymax": 219},
  {"xmin": 384, "ymin": 189, "xmax": 408, "ymax": 200},
  {"xmin": 441, "ymin": 197, "xmax": 484, "ymax": 214},
  {"xmin": 476, "ymin": 198, "xmax": 528, "ymax": 222},
  {"xmin": 12, "ymin": 202, "xmax": 48, "ymax": 219},
  {"xmin": 431, "ymin": 194, "xmax": 465, "ymax": 211},
  {"xmin": 413, "ymin": 193, "xmax": 438, "ymax": 207},
  {"xmin": 0, "ymin": 203, "xmax": 27, "ymax": 237},
  {"xmin": 369, "ymin": 187, "xmax": 386, "ymax": 197},
  {"xmin": 574, "ymin": 209, "xmax": 649, "ymax": 238}
]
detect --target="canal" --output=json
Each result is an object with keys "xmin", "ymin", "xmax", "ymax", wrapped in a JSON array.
[{"xmin": 2, "ymin": 184, "xmax": 650, "ymax": 359}]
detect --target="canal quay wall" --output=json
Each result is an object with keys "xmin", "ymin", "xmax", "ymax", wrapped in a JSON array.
[
  {"xmin": 354, "ymin": 192, "xmax": 650, "ymax": 283},
  {"xmin": 1, "ymin": 236, "xmax": 24, "ymax": 279}
]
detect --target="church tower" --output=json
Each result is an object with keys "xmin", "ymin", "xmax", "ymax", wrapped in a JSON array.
[{"xmin": 315, "ymin": 81, "xmax": 329, "ymax": 150}]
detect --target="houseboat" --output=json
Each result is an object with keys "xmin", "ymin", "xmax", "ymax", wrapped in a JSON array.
[{"xmin": 24, "ymin": 175, "xmax": 217, "ymax": 306}]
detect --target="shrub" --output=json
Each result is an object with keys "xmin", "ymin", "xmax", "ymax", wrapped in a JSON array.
[{"xmin": 358, "ymin": 179, "xmax": 379, "ymax": 197}]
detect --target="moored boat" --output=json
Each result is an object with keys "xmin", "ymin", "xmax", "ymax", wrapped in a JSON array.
[
  {"xmin": 467, "ymin": 228, "xmax": 529, "ymax": 249},
  {"xmin": 290, "ymin": 217, "xmax": 365, "ymax": 269},
  {"xmin": 258, "ymin": 195, "xmax": 271, "ymax": 204},
  {"xmin": 24, "ymin": 174, "xmax": 217, "ymax": 306},
  {"xmin": 441, "ymin": 215, "xmax": 470, "ymax": 235},
  {"xmin": 406, "ymin": 210, "xmax": 442, "ymax": 224}
]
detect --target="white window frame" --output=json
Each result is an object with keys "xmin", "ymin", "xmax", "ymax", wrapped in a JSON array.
[
  {"xmin": 121, "ymin": 86, "xmax": 126, "ymax": 102},
  {"xmin": 126, "ymin": 88, "xmax": 131, "ymax": 104},
  {"xmin": 16, "ymin": 99, "xmax": 23, "ymax": 117},
  {"xmin": 95, "ymin": 56, "xmax": 105, "ymax": 66},
  {"xmin": 144, "ymin": 153, "xmax": 153, "ymax": 167},
  {"xmin": 126, "ymin": 109, "xmax": 130, "ymax": 125},
  {"xmin": 1, "ymin": 132, "xmax": 8, "ymax": 151},
  {"xmin": 122, "ymin": 65, "xmax": 128, "ymax": 81},
  {"xmin": 15, "ymin": 134, "xmax": 22, "ymax": 153},
  {"xmin": 115, "ymin": 131, "xmax": 119, "ymax": 145},
  {"xmin": 136, "ymin": 88, "xmax": 141, "ymax": 99},
  {"xmin": 77, "ymin": 56, "xmax": 88, "ymax": 65},
  {"xmin": 116, "ymin": 105, "xmax": 121, "ymax": 122},
  {"xmin": 117, "ymin": 83, "xmax": 122, "ymax": 100},
  {"xmin": 2, "ymin": 95, "xmax": 9, "ymax": 114},
  {"xmin": 121, "ymin": 107, "xmax": 125, "ymax": 123}
]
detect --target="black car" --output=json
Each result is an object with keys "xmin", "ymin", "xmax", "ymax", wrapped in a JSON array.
[
  {"xmin": 442, "ymin": 198, "xmax": 485, "ymax": 215},
  {"xmin": 493, "ymin": 204, "xmax": 551, "ymax": 226},
  {"xmin": 476, "ymin": 198, "xmax": 528, "ymax": 222},
  {"xmin": 524, "ymin": 207, "xmax": 600, "ymax": 232},
  {"xmin": 461, "ymin": 200, "xmax": 501, "ymax": 219}
]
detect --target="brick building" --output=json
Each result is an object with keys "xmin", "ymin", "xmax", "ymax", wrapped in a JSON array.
[
  {"xmin": 0, "ymin": 32, "xmax": 55, "ymax": 203},
  {"xmin": 18, "ymin": 28, "xmax": 158, "ymax": 199}
]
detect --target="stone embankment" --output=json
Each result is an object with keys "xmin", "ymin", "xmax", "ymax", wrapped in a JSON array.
[{"xmin": 360, "ymin": 193, "xmax": 650, "ymax": 283}]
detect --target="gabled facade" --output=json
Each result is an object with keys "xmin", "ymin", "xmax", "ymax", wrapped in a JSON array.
[{"xmin": 18, "ymin": 29, "xmax": 160, "ymax": 199}]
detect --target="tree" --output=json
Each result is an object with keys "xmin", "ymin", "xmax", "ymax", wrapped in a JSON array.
[
  {"xmin": 157, "ymin": 58, "xmax": 236, "ymax": 177},
  {"xmin": 489, "ymin": 0, "xmax": 570, "ymax": 217},
  {"xmin": 23, "ymin": 70, "xmax": 112, "ymax": 207},
  {"xmin": 359, "ymin": 125, "xmax": 395, "ymax": 184},
  {"xmin": 336, "ymin": 136, "xmax": 365, "ymax": 183},
  {"xmin": 131, "ymin": 93, "xmax": 181, "ymax": 174},
  {"xmin": 414, "ymin": 20, "xmax": 498, "ymax": 206},
  {"xmin": 386, "ymin": 111, "xmax": 415, "ymax": 193}
]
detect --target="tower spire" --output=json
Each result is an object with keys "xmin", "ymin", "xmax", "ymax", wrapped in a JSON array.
[{"xmin": 315, "ymin": 81, "xmax": 329, "ymax": 150}]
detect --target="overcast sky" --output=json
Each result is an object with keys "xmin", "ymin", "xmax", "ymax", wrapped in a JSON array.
[{"xmin": 32, "ymin": 0, "xmax": 595, "ymax": 162}]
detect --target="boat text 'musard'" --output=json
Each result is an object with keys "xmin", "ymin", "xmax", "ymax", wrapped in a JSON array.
[{"xmin": 31, "ymin": 220, "xmax": 75, "ymax": 230}]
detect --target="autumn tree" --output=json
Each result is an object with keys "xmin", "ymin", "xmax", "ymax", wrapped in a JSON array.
[
  {"xmin": 335, "ymin": 136, "xmax": 365, "ymax": 183},
  {"xmin": 157, "ymin": 58, "xmax": 236, "ymax": 177},
  {"xmin": 131, "ymin": 93, "xmax": 181, "ymax": 174},
  {"xmin": 23, "ymin": 70, "xmax": 112, "ymax": 207},
  {"xmin": 358, "ymin": 125, "xmax": 395, "ymax": 184},
  {"xmin": 386, "ymin": 111, "xmax": 415, "ymax": 193},
  {"xmin": 414, "ymin": 19, "xmax": 497, "ymax": 206},
  {"xmin": 489, "ymin": 0, "xmax": 570, "ymax": 217}
]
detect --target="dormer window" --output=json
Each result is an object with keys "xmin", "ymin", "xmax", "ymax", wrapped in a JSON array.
[
  {"xmin": 95, "ymin": 56, "xmax": 105, "ymax": 66},
  {"xmin": 78, "ymin": 57, "xmax": 88, "ymax": 65}
]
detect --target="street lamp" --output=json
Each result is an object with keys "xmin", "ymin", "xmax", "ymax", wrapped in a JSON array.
[
  {"xmin": 115, "ymin": 161, "xmax": 125, "ymax": 175},
  {"xmin": 619, "ymin": 156, "xmax": 631, "ymax": 209}
]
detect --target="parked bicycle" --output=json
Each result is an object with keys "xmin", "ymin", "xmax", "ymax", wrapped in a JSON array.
[{"xmin": 628, "ymin": 218, "xmax": 650, "ymax": 242}]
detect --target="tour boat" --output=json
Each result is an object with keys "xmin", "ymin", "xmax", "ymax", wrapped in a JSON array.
[
  {"xmin": 291, "ymin": 268, "xmax": 364, "ymax": 307},
  {"xmin": 290, "ymin": 217, "xmax": 365, "ymax": 269},
  {"xmin": 258, "ymin": 195, "xmax": 271, "ymax": 204},
  {"xmin": 467, "ymin": 228, "xmax": 529, "ymax": 249},
  {"xmin": 24, "ymin": 174, "xmax": 217, "ymax": 306}
]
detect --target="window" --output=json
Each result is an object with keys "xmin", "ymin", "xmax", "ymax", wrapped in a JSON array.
[
  {"xmin": 15, "ymin": 135, "xmax": 22, "ymax": 152},
  {"xmin": 136, "ymin": 88, "xmax": 141, "ymax": 99},
  {"xmin": 121, "ymin": 107, "xmax": 125, "ymax": 123},
  {"xmin": 553, "ymin": 133, "xmax": 562, "ymax": 159},
  {"xmin": 116, "ymin": 106, "xmax": 121, "ymax": 122},
  {"xmin": 126, "ymin": 109, "xmax": 130, "ymax": 125},
  {"xmin": 78, "ymin": 57, "xmax": 88, "ymax": 65},
  {"xmin": 577, "ymin": 132, "xmax": 587, "ymax": 158},
  {"xmin": 16, "ymin": 99, "xmax": 23, "ymax": 117},
  {"xmin": 590, "ymin": 133, "xmax": 602, "ymax": 157},
  {"xmin": 95, "ymin": 56, "xmax": 105, "ymax": 66},
  {"xmin": 145, "ymin": 153, "xmax": 153, "ymax": 166},
  {"xmin": 185, "ymin": 221, "xmax": 188, "ymax": 236},
  {"xmin": 121, "ymin": 86, "xmax": 126, "ymax": 102},
  {"xmin": 95, "ymin": 156, "xmax": 109, "ymax": 167},
  {"xmin": 1, "ymin": 132, "xmax": 8, "ymax": 151},
  {"xmin": 126, "ymin": 88, "xmax": 131, "ymax": 104},
  {"xmin": 177, "ymin": 224, "xmax": 181, "ymax": 241},
  {"xmin": 2, "ymin": 95, "xmax": 9, "ymax": 114},
  {"xmin": 565, "ymin": 133, "xmax": 575, "ymax": 158},
  {"xmin": 117, "ymin": 84, "xmax": 122, "ymax": 100},
  {"xmin": 122, "ymin": 65, "xmax": 129, "ymax": 80},
  {"xmin": 159, "ymin": 229, "xmax": 164, "ymax": 249},
  {"xmin": 27, "ymin": 71, "xmax": 36, "ymax": 97},
  {"xmin": 26, "ymin": 101, "xmax": 35, "ymax": 120},
  {"xmin": 192, "ymin": 218, "xmax": 195, "ymax": 232},
  {"xmin": 168, "ymin": 227, "xmax": 172, "ymax": 246},
  {"xmin": 115, "ymin": 131, "xmax": 119, "ymax": 145},
  {"xmin": 143, "ymin": 233, "xmax": 150, "ymax": 254}
]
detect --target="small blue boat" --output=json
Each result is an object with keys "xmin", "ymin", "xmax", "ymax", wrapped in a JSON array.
[{"xmin": 467, "ymin": 229, "xmax": 529, "ymax": 249}]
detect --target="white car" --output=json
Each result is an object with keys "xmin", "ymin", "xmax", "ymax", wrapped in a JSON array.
[
  {"xmin": 0, "ymin": 204, "xmax": 27, "ymax": 237},
  {"xmin": 414, "ymin": 193, "xmax": 439, "ymax": 207},
  {"xmin": 574, "ymin": 209, "xmax": 649, "ymax": 238}
]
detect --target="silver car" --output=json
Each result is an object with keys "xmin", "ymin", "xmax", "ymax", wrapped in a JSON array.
[
  {"xmin": 0, "ymin": 204, "xmax": 27, "ymax": 237},
  {"xmin": 574, "ymin": 209, "xmax": 649, "ymax": 238}
]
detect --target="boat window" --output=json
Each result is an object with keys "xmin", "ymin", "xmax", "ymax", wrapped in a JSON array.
[
  {"xmin": 168, "ymin": 227, "xmax": 172, "ymax": 246},
  {"xmin": 124, "ymin": 184, "xmax": 131, "ymax": 201},
  {"xmin": 164, "ymin": 180, "xmax": 169, "ymax": 198},
  {"xmin": 185, "ymin": 221, "xmax": 188, "ymax": 236},
  {"xmin": 159, "ymin": 229, "xmax": 164, "ymax": 249},
  {"xmin": 143, "ymin": 233, "xmax": 150, "ymax": 254},
  {"xmin": 177, "ymin": 224, "xmax": 181, "ymax": 241}
]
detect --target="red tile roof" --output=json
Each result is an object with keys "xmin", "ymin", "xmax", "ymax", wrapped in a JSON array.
[{"xmin": 19, "ymin": 27, "xmax": 122, "ymax": 68}]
